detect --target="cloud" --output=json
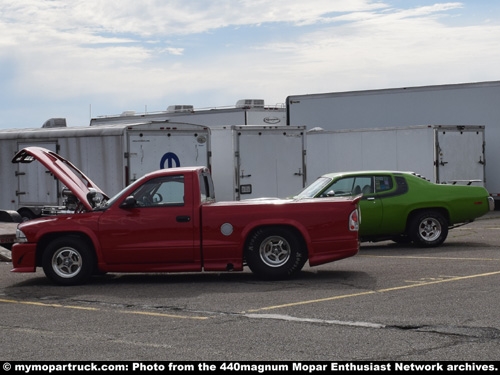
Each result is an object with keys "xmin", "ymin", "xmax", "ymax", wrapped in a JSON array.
[{"xmin": 0, "ymin": 1, "xmax": 499, "ymax": 128}]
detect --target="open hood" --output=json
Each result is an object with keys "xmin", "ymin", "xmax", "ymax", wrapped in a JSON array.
[{"xmin": 12, "ymin": 147, "xmax": 108, "ymax": 212}]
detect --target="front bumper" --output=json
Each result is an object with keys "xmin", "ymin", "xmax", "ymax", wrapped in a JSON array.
[{"xmin": 10, "ymin": 243, "xmax": 37, "ymax": 272}]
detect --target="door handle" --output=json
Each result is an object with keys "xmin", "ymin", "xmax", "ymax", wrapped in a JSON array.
[{"xmin": 176, "ymin": 216, "xmax": 191, "ymax": 222}]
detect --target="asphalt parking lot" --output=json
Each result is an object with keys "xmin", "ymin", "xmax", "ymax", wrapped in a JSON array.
[{"xmin": 1, "ymin": 211, "xmax": 499, "ymax": 361}]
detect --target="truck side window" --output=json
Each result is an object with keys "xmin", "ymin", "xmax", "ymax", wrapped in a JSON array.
[
  {"xmin": 133, "ymin": 175, "xmax": 185, "ymax": 207},
  {"xmin": 199, "ymin": 171, "xmax": 215, "ymax": 203}
]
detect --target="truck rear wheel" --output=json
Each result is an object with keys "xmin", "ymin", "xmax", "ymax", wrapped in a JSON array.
[
  {"xmin": 245, "ymin": 227, "xmax": 307, "ymax": 279},
  {"xmin": 409, "ymin": 210, "xmax": 448, "ymax": 247},
  {"xmin": 42, "ymin": 236, "xmax": 95, "ymax": 286}
]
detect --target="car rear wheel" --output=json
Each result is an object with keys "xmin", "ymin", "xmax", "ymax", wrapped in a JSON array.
[
  {"xmin": 245, "ymin": 227, "xmax": 307, "ymax": 279},
  {"xmin": 42, "ymin": 236, "xmax": 95, "ymax": 285},
  {"xmin": 409, "ymin": 211, "xmax": 448, "ymax": 247}
]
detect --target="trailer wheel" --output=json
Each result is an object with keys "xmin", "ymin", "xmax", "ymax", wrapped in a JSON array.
[
  {"xmin": 245, "ymin": 227, "xmax": 307, "ymax": 279},
  {"xmin": 42, "ymin": 236, "xmax": 95, "ymax": 286},
  {"xmin": 409, "ymin": 211, "xmax": 448, "ymax": 247},
  {"xmin": 0, "ymin": 210, "xmax": 22, "ymax": 223},
  {"xmin": 17, "ymin": 208, "xmax": 38, "ymax": 222}
]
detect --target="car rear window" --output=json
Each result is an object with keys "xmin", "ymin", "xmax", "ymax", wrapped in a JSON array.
[{"xmin": 375, "ymin": 176, "xmax": 393, "ymax": 192}]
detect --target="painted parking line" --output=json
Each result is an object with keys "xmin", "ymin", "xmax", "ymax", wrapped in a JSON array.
[
  {"xmin": 245, "ymin": 270, "xmax": 500, "ymax": 313},
  {"xmin": 0, "ymin": 298, "xmax": 209, "ymax": 320},
  {"xmin": 0, "ymin": 298, "xmax": 98, "ymax": 311},
  {"xmin": 121, "ymin": 310, "xmax": 209, "ymax": 320},
  {"xmin": 244, "ymin": 313, "xmax": 386, "ymax": 328},
  {"xmin": 360, "ymin": 254, "xmax": 500, "ymax": 261},
  {"xmin": 2, "ymin": 270, "xmax": 499, "ymax": 321}
]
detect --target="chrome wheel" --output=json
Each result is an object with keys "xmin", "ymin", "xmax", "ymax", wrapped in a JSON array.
[
  {"xmin": 43, "ymin": 236, "xmax": 95, "ymax": 285},
  {"xmin": 246, "ymin": 227, "xmax": 307, "ymax": 279},
  {"xmin": 417, "ymin": 217, "xmax": 442, "ymax": 242},
  {"xmin": 410, "ymin": 210, "xmax": 448, "ymax": 247},
  {"xmin": 51, "ymin": 247, "xmax": 83, "ymax": 278},
  {"xmin": 259, "ymin": 235, "xmax": 291, "ymax": 267}
]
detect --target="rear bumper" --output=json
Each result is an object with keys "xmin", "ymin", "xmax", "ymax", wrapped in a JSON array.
[
  {"xmin": 488, "ymin": 196, "xmax": 495, "ymax": 211},
  {"xmin": 308, "ymin": 238, "xmax": 359, "ymax": 267}
]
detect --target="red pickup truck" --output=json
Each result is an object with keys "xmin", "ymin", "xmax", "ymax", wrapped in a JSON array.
[{"xmin": 11, "ymin": 147, "xmax": 361, "ymax": 285}]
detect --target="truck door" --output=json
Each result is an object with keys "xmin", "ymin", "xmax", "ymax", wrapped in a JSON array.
[
  {"xmin": 236, "ymin": 129, "xmax": 305, "ymax": 199},
  {"xmin": 98, "ymin": 173, "xmax": 198, "ymax": 266},
  {"xmin": 436, "ymin": 128, "xmax": 485, "ymax": 185},
  {"xmin": 126, "ymin": 130, "xmax": 209, "ymax": 183},
  {"xmin": 16, "ymin": 142, "xmax": 59, "ymax": 207}
]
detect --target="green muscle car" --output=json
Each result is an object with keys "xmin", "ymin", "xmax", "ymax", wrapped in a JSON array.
[{"xmin": 296, "ymin": 171, "xmax": 495, "ymax": 247}]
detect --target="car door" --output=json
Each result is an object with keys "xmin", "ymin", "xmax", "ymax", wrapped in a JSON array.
[
  {"xmin": 371, "ymin": 174, "xmax": 410, "ymax": 235},
  {"xmin": 98, "ymin": 174, "xmax": 196, "ymax": 265},
  {"xmin": 323, "ymin": 175, "xmax": 384, "ymax": 235},
  {"xmin": 355, "ymin": 176, "xmax": 384, "ymax": 236}
]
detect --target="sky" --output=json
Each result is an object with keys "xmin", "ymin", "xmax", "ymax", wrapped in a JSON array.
[{"xmin": 1, "ymin": 0, "xmax": 499, "ymax": 129}]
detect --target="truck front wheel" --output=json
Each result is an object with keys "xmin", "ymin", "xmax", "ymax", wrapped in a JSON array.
[
  {"xmin": 245, "ymin": 227, "xmax": 307, "ymax": 279},
  {"xmin": 42, "ymin": 236, "xmax": 96, "ymax": 286},
  {"xmin": 409, "ymin": 211, "xmax": 448, "ymax": 247}
]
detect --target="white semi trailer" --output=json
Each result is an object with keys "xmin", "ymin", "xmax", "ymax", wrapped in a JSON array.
[
  {"xmin": 90, "ymin": 99, "xmax": 286, "ymax": 127},
  {"xmin": 0, "ymin": 121, "xmax": 306, "ymax": 221},
  {"xmin": 286, "ymin": 80, "xmax": 500, "ymax": 205},
  {"xmin": 306, "ymin": 125, "xmax": 485, "ymax": 187},
  {"xmin": 0, "ymin": 121, "xmax": 211, "ymax": 220},
  {"xmin": 210, "ymin": 125, "xmax": 306, "ymax": 201}
]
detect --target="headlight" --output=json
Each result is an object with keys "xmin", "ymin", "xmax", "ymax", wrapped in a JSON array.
[{"xmin": 15, "ymin": 228, "xmax": 28, "ymax": 243}]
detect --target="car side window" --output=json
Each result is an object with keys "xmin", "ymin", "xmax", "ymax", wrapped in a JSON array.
[
  {"xmin": 355, "ymin": 177, "xmax": 373, "ymax": 195},
  {"xmin": 327, "ymin": 177, "xmax": 356, "ymax": 196},
  {"xmin": 325, "ymin": 176, "xmax": 372, "ymax": 196},
  {"xmin": 132, "ymin": 175, "xmax": 185, "ymax": 207},
  {"xmin": 374, "ymin": 175, "xmax": 393, "ymax": 192}
]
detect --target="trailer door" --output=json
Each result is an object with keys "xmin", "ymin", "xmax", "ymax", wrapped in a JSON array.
[
  {"xmin": 436, "ymin": 127, "xmax": 485, "ymax": 185},
  {"xmin": 16, "ymin": 142, "xmax": 59, "ymax": 206},
  {"xmin": 127, "ymin": 130, "xmax": 209, "ymax": 183},
  {"xmin": 236, "ymin": 128, "xmax": 305, "ymax": 199}
]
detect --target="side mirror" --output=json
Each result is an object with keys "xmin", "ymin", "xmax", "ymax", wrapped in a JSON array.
[
  {"xmin": 120, "ymin": 196, "xmax": 137, "ymax": 209},
  {"xmin": 325, "ymin": 190, "xmax": 335, "ymax": 197}
]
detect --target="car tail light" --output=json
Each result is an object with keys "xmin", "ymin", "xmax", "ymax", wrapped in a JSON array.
[{"xmin": 349, "ymin": 209, "xmax": 360, "ymax": 231}]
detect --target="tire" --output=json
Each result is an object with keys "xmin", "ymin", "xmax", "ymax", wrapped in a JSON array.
[
  {"xmin": 409, "ymin": 211, "xmax": 448, "ymax": 248},
  {"xmin": 17, "ymin": 208, "xmax": 38, "ymax": 222},
  {"xmin": 42, "ymin": 236, "xmax": 96, "ymax": 286},
  {"xmin": 245, "ymin": 227, "xmax": 307, "ymax": 279},
  {"xmin": 391, "ymin": 235, "xmax": 412, "ymax": 244},
  {"xmin": 0, "ymin": 210, "xmax": 22, "ymax": 223}
]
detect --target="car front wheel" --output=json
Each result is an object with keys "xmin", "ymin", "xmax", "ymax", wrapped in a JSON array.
[
  {"xmin": 245, "ymin": 227, "xmax": 307, "ymax": 279},
  {"xmin": 409, "ymin": 211, "xmax": 448, "ymax": 247},
  {"xmin": 42, "ymin": 236, "xmax": 95, "ymax": 285}
]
